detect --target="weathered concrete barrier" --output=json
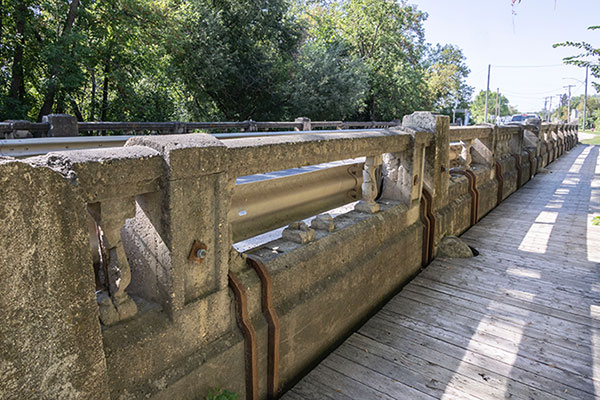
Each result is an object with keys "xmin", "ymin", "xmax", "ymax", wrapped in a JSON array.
[{"xmin": 0, "ymin": 114, "xmax": 577, "ymax": 399}]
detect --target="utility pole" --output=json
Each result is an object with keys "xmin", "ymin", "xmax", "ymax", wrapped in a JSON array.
[
  {"xmin": 548, "ymin": 96, "xmax": 553, "ymax": 122},
  {"xmin": 563, "ymin": 84, "xmax": 575, "ymax": 121},
  {"xmin": 555, "ymin": 94, "xmax": 563, "ymax": 121},
  {"xmin": 484, "ymin": 64, "xmax": 491, "ymax": 123},
  {"xmin": 495, "ymin": 88, "xmax": 500, "ymax": 123},
  {"xmin": 584, "ymin": 66, "xmax": 589, "ymax": 130},
  {"xmin": 544, "ymin": 97, "xmax": 549, "ymax": 121}
]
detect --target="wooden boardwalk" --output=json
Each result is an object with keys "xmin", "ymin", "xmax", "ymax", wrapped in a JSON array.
[{"xmin": 284, "ymin": 144, "xmax": 600, "ymax": 400}]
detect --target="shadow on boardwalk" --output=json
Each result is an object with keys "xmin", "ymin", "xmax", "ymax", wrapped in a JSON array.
[{"xmin": 284, "ymin": 144, "xmax": 600, "ymax": 400}]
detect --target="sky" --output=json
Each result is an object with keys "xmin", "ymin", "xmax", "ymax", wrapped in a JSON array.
[{"xmin": 412, "ymin": 0, "xmax": 600, "ymax": 113}]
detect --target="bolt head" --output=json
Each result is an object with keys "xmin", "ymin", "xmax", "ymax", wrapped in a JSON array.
[{"xmin": 196, "ymin": 248, "xmax": 207, "ymax": 259}]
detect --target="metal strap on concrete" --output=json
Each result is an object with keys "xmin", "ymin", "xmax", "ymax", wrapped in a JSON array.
[
  {"xmin": 228, "ymin": 271, "xmax": 259, "ymax": 400},
  {"xmin": 247, "ymin": 255, "xmax": 281, "ymax": 400}
]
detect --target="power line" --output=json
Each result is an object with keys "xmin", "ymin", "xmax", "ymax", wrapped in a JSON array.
[
  {"xmin": 502, "ymin": 87, "xmax": 566, "ymax": 96},
  {"xmin": 491, "ymin": 64, "xmax": 565, "ymax": 69}
]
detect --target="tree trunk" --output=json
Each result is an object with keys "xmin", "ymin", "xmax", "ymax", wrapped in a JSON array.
[
  {"xmin": 0, "ymin": 0, "xmax": 4, "ymax": 48},
  {"xmin": 71, "ymin": 99, "xmax": 84, "ymax": 121},
  {"xmin": 89, "ymin": 68, "xmax": 96, "ymax": 121},
  {"xmin": 100, "ymin": 61, "xmax": 110, "ymax": 121},
  {"xmin": 9, "ymin": 1, "xmax": 26, "ymax": 108},
  {"xmin": 369, "ymin": 94, "xmax": 376, "ymax": 121},
  {"xmin": 37, "ymin": 0, "xmax": 81, "ymax": 120}
]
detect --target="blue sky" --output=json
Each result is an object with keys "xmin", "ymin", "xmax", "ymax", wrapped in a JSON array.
[{"xmin": 412, "ymin": 0, "xmax": 599, "ymax": 113}]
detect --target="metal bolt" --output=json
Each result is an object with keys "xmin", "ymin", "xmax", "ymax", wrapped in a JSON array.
[{"xmin": 196, "ymin": 248, "xmax": 207, "ymax": 259}]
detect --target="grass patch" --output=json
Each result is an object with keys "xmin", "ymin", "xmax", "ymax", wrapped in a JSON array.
[
  {"xmin": 581, "ymin": 136, "xmax": 600, "ymax": 145},
  {"xmin": 206, "ymin": 389, "xmax": 238, "ymax": 400}
]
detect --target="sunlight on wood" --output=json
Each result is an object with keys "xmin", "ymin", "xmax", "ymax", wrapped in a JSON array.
[
  {"xmin": 503, "ymin": 288, "xmax": 537, "ymax": 302},
  {"xmin": 568, "ymin": 146, "xmax": 591, "ymax": 174},
  {"xmin": 534, "ymin": 211, "xmax": 558, "ymax": 224},
  {"xmin": 518, "ymin": 222, "xmax": 553, "ymax": 253},
  {"xmin": 506, "ymin": 267, "xmax": 541, "ymax": 279},
  {"xmin": 441, "ymin": 316, "xmax": 527, "ymax": 400}
]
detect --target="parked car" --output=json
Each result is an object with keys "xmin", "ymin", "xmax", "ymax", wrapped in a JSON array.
[{"xmin": 509, "ymin": 114, "xmax": 541, "ymax": 124}]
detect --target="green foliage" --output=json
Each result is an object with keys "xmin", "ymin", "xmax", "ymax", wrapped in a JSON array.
[
  {"xmin": 569, "ymin": 94, "xmax": 600, "ymax": 130},
  {"xmin": 299, "ymin": 0, "xmax": 431, "ymax": 120},
  {"xmin": 592, "ymin": 216, "xmax": 600, "ymax": 226},
  {"xmin": 169, "ymin": 0, "xmax": 302, "ymax": 120},
  {"xmin": 0, "ymin": 0, "xmax": 476, "ymax": 123},
  {"xmin": 470, "ymin": 90, "xmax": 517, "ymax": 124},
  {"xmin": 205, "ymin": 388, "xmax": 238, "ymax": 400},
  {"xmin": 287, "ymin": 41, "xmax": 369, "ymax": 120},
  {"xmin": 425, "ymin": 44, "xmax": 473, "ymax": 114},
  {"xmin": 554, "ymin": 26, "xmax": 600, "ymax": 93}
]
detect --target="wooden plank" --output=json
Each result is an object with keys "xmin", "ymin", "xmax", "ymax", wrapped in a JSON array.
[
  {"xmin": 347, "ymin": 334, "xmax": 534, "ymax": 400},
  {"xmin": 454, "ymin": 246, "xmax": 600, "ymax": 284},
  {"xmin": 348, "ymin": 332, "xmax": 565, "ymax": 400},
  {"xmin": 320, "ymin": 353, "xmax": 437, "ymax": 400},
  {"xmin": 300, "ymin": 364, "xmax": 393, "ymax": 400},
  {"xmin": 398, "ymin": 287, "xmax": 595, "ymax": 366},
  {"xmin": 361, "ymin": 316, "xmax": 591, "ymax": 400},
  {"xmin": 418, "ymin": 263, "xmax": 595, "ymax": 319},
  {"xmin": 413, "ymin": 275, "xmax": 599, "ymax": 329},
  {"xmin": 383, "ymin": 296, "xmax": 596, "ymax": 382},
  {"xmin": 286, "ymin": 376, "xmax": 343, "ymax": 400},
  {"xmin": 429, "ymin": 258, "xmax": 600, "ymax": 307},
  {"xmin": 335, "ymin": 340, "xmax": 484, "ymax": 400},
  {"xmin": 406, "ymin": 280, "xmax": 596, "ymax": 352},
  {"xmin": 376, "ymin": 308, "xmax": 597, "ymax": 395},
  {"xmin": 281, "ymin": 390, "xmax": 306, "ymax": 400}
]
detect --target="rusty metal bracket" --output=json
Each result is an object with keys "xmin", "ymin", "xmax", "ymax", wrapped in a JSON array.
[
  {"xmin": 228, "ymin": 272, "xmax": 258, "ymax": 400},
  {"xmin": 451, "ymin": 169, "xmax": 479, "ymax": 226},
  {"xmin": 420, "ymin": 188, "xmax": 436, "ymax": 267},
  {"xmin": 464, "ymin": 170, "xmax": 480, "ymax": 224},
  {"xmin": 246, "ymin": 255, "xmax": 281, "ymax": 400},
  {"xmin": 188, "ymin": 241, "xmax": 207, "ymax": 264},
  {"xmin": 512, "ymin": 154, "xmax": 523, "ymax": 189},
  {"xmin": 495, "ymin": 160, "xmax": 504, "ymax": 206},
  {"xmin": 524, "ymin": 149, "xmax": 536, "ymax": 180}
]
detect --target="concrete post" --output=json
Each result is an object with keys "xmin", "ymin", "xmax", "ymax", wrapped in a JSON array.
[
  {"xmin": 0, "ymin": 160, "xmax": 108, "ymax": 399},
  {"xmin": 402, "ymin": 112, "xmax": 450, "ymax": 211},
  {"xmin": 294, "ymin": 117, "xmax": 312, "ymax": 131},
  {"xmin": 509, "ymin": 126, "xmax": 524, "ymax": 156},
  {"xmin": 380, "ymin": 130, "xmax": 429, "ymax": 208},
  {"xmin": 42, "ymin": 114, "xmax": 78, "ymax": 137},
  {"xmin": 125, "ymin": 134, "xmax": 230, "ymax": 319}
]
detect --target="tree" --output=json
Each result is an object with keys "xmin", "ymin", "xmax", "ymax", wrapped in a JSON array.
[
  {"xmin": 554, "ymin": 25, "xmax": 600, "ymax": 92},
  {"xmin": 470, "ymin": 90, "xmax": 516, "ymax": 124},
  {"xmin": 572, "ymin": 95, "xmax": 600, "ymax": 129},
  {"xmin": 169, "ymin": 0, "xmax": 302, "ymax": 121},
  {"xmin": 424, "ymin": 44, "xmax": 473, "ymax": 114},
  {"xmin": 36, "ymin": 0, "xmax": 81, "ymax": 120},
  {"xmin": 286, "ymin": 41, "xmax": 369, "ymax": 120},
  {"xmin": 298, "ymin": 0, "xmax": 430, "ymax": 121},
  {"xmin": 0, "ymin": 0, "xmax": 471, "ymax": 124}
]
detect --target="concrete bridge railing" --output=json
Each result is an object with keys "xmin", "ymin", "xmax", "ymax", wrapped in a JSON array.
[{"xmin": 0, "ymin": 113, "xmax": 578, "ymax": 399}]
